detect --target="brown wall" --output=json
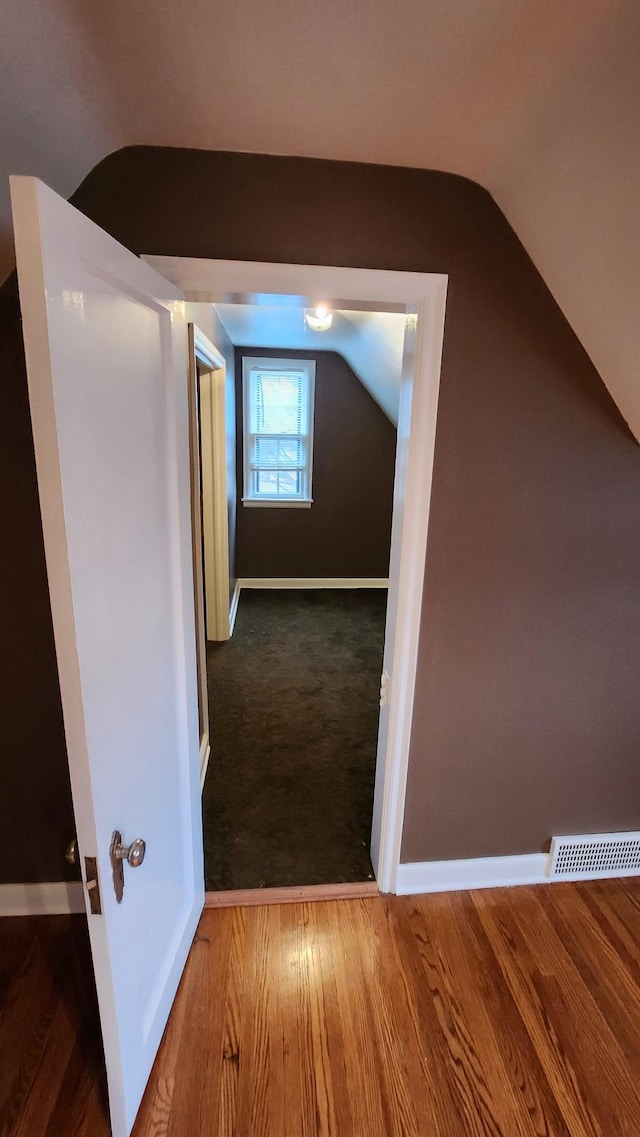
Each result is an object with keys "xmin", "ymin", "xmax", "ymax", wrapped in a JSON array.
[
  {"xmin": 1, "ymin": 147, "xmax": 639, "ymax": 882},
  {"xmin": 234, "ymin": 348, "xmax": 395, "ymax": 579},
  {"xmin": 0, "ymin": 280, "xmax": 77, "ymax": 883}
]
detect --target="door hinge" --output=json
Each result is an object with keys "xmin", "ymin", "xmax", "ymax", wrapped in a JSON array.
[
  {"xmin": 84, "ymin": 856, "xmax": 102, "ymax": 915},
  {"xmin": 379, "ymin": 670, "xmax": 390, "ymax": 708}
]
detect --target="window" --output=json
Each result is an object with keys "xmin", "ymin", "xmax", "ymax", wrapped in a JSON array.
[{"xmin": 242, "ymin": 357, "xmax": 316, "ymax": 506}]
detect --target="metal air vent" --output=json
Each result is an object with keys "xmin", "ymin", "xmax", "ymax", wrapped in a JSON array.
[{"xmin": 549, "ymin": 831, "xmax": 640, "ymax": 881}]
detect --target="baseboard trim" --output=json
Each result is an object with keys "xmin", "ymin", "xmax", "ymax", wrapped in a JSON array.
[
  {"xmin": 236, "ymin": 577, "xmax": 389, "ymax": 590},
  {"xmin": 204, "ymin": 880, "xmax": 379, "ymax": 908},
  {"xmin": 229, "ymin": 580, "xmax": 241, "ymax": 635},
  {"xmin": 199, "ymin": 733, "xmax": 211, "ymax": 792},
  {"xmin": 395, "ymin": 853, "xmax": 550, "ymax": 895},
  {"xmin": 0, "ymin": 881, "xmax": 85, "ymax": 916}
]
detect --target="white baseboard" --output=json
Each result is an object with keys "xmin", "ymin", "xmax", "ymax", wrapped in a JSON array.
[
  {"xmin": 229, "ymin": 580, "xmax": 241, "ymax": 635},
  {"xmin": 200, "ymin": 734, "xmax": 211, "ymax": 792},
  {"xmin": 236, "ymin": 577, "xmax": 389, "ymax": 589},
  {"xmin": 395, "ymin": 853, "xmax": 550, "ymax": 895},
  {"xmin": 0, "ymin": 881, "xmax": 85, "ymax": 916}
]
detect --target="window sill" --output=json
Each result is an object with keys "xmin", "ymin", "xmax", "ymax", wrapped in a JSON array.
[{"xmin": 242, "ymin": 498, "xmax": 313, "ymax": 509}]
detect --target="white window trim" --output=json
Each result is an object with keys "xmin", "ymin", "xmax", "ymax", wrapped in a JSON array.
[
  {"xmin": 242, "ymin": 499, "xmax": 313, "ymax": 509},
  {"xmin": 241, "ymin": 355, "xmax": 316, "ymax": 507}
]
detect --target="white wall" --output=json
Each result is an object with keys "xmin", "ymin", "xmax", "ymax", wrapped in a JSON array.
[
  {"xmin": 215, "ymin": 304, "xmax": 406, "ymax": 424},
  {"xmin": 486, "ymin": 11, "xmax": 640, "ymax": 440},
  {"xmin": 2, "ymin": 2, "xmax": 638, "ymax": 437}
]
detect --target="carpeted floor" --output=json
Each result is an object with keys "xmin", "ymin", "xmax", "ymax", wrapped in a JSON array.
[{"xmin": 203, "ymin": 589, "xmax": 387, "ymax": 891}]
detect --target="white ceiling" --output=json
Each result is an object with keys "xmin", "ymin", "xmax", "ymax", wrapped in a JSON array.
[
  {"xmin": 214, "ymin": 304, "xmax": 406, "ymax": 423},
  {"xmin": 2, "ymin": 1, "xmax": 639, "ymax": 435}
]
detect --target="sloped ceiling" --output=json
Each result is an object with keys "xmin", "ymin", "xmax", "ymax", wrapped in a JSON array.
[
  {"xmin": 1, "ymin": 0, "xmax": 638, "ymax": 436},
  {"xmin": 214, "ymin": 305, "xmax": 406, "ymax": 423}
]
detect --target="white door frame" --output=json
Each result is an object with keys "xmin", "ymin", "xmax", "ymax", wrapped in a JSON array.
[
  {"xmin": 145, "ymin": 257, "xmax": 448, "ymax": 894},
  {"xmin": 187, "ymin": 324, "xmax": 230, "ymax": 793},
  {"xmin": 189, "ymin": 325, "xmax": 230, "ymax": 646}
]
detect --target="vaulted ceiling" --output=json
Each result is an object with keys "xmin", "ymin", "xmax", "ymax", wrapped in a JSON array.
[
  {"xmin": 215, "ymin": 304, "xmax": 406, "ymax": 422},
  {"xmin": 2, "ymin": 1, "xmax": 638, "ymax": 436}
]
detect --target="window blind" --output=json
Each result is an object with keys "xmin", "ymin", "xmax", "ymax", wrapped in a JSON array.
[{"xmin": 243, "ymin": 358, "xmax": 315, "ymax": 503}]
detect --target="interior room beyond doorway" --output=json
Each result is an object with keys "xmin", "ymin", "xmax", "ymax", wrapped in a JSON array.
[
  {"xmin": 151, "ymin": 253, "xmax": 449, "ymax": 896},
  {"xmin": 196, "ymin": 305, "xmax": 402, "ymax": 893},
  {"xmin": 204, "ymin": 587, "xmax": 388, "ymax": 890}
]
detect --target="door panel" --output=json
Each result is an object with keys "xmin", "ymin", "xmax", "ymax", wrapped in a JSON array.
[{"xmin": 11, "ymin": 177, "xmax": 204, "ymax": 1137}]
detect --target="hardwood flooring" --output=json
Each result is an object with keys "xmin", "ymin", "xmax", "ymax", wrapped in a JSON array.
[
  {"xmin": 2, "ymin": 879, "xmax": 640, "ymax": 1135},
  {"xmin": 0, "ymin": 914, "xmax": 107, "ymax": 1137},
  {"xmin": 204, "ymin": 881, "xmax": 379, "ymax": 907}
]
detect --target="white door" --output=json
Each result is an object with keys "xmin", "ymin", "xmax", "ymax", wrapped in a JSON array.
[{"xmin": 11, "ymin": 177, "xmax": 204, "ymax": 1137}]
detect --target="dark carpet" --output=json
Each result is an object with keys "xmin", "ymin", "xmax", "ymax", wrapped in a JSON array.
[{"xmin": 203, "ymin": 589, "xmax": 387, "ymax": 891}]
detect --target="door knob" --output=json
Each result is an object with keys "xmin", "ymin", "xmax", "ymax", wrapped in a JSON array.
[
  {"xmin": 113, "ymin": 835, "xmax": 146, "ymax": 867},
  {"xmin": 110, "ymin": 830, "xmax": 146, "ymax": 903}
]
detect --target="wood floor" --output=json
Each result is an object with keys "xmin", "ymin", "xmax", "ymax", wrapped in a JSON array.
[{"xmin": 2, "ymin": 880, "xmax": 640, "ymax": 1136}]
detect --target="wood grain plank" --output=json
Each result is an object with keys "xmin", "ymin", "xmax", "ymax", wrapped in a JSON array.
[
  {"xmin": 507, "ymin": 888, "xmax": 640, "ymax": 1137},
  {"xmin": 331, "ymin": 898, "xmax": 389, "ymax": 1136},
  {"xmin": 279, "ymin": 902, "xmax": 337, "ymax": 1137},
  {"xmin": 204, "ymin": 882, "xmax": 378, "ymax": 908},
  {"xmin": 347, "ymin": 896, "xmax": 425, "ymax": 1137},
  {"xmin": 216, "ymin": 906, "xmax": 246, "ymax": 1137},
  {"xmin": 0, "ymin": 931, "xmax": 59, "ymax": 1129},
  {"xmin": 4, "ymin": 883, "xmax": 640, "ymax": 1137},
  {"xmin": 581, "ymin": 878, "xmax": 640, "ymax": 972},
  {"xmin": 309, "ymin": 900, "xmax": 355, "ymax": 1137},
  {"xmin": 386, "ymin": 893, "xmax": 509, "ymax": 1137},
  {"xmin": 539, "ymin": 883, "xmax": 640, "ymax": 1066},
  {"xmin": 474, "ymin": 889, "xmax": 606, "ymax": 1137},
  {"xmin": 423, "ymin": 891, "xmax": 569, "ymax": 1137},
  {"xmin": 161, "ymin": 911, "xmax": 234, "ymax": 1137},
  {"xmin": 0, "ymin": 916, "xmax": 108, "ymax": 1137},
  {"xmin": 369, "ymin": 896, "xmax": 463, "ymax": 1137},
  {"xmin": 232, "ymin": 905, "xmax": 285, "ymax": 1136}
]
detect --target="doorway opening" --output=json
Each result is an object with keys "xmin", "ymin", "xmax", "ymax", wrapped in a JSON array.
[
  {"xmin": 201, "ymin": 320, "xmax": 400, "ymax": 892},
  {"xmin": 147, "ymin": 256, "xmax": 448, "ymax": 896}
]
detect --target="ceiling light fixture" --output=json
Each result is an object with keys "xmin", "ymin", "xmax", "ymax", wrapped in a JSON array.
[{"xmin": 304, "ymin": 303, "xmax": 332, "ymax": 332}]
